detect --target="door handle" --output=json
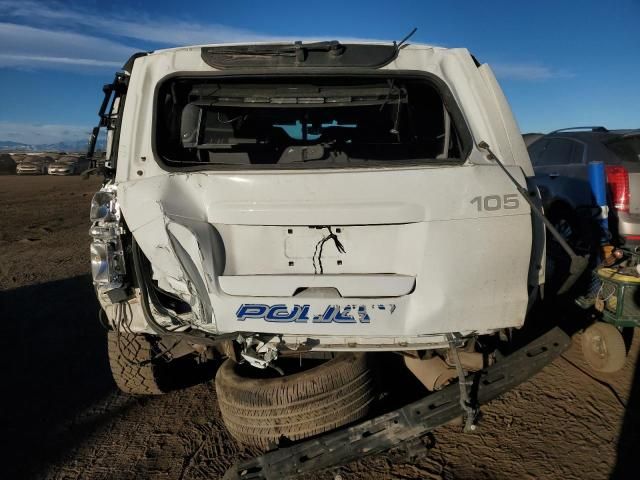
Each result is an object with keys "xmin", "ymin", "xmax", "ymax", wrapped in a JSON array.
[{"xmin": 548, "ymin": 172, "xmax": 559, "ymax": 178}]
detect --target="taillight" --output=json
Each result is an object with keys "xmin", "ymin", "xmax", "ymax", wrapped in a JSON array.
[{"xmin": 605, "ymin": 165, "xmax": 630, "ymax": 212}]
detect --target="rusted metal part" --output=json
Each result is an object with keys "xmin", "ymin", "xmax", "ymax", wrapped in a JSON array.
[
  {"xmin": 223, "ymin": 327, "xmax": 571, "ymax": 480},
  {"xmin": 404, "ymin": 355, "xmax": 457, "ymax": 391},
  {"xmin": 447, "ymin": 350, "xmax": 486, "ymax": 371},
  {"xmin": 447, "ymin": 334, "xmax": 479, "ymax": 433},
  {"xmin": 404, "ymin": 348, "xmax": 488, "ymax": 392}
]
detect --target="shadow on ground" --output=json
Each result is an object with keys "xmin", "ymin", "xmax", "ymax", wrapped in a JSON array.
[
  {"xmin": 2, "ymin": 273, "xmax": 639, "ymax": 479},
  {"xmin": 525, "ymin": 293, "xmax": 640, "ymax": 480},
  {"xmin": 0, "ymin": 275, "xmax": 125, "ymax": 478},
  {"xmin": 613, "ymin": 349, "xmax": 640, "ymax": 480}
]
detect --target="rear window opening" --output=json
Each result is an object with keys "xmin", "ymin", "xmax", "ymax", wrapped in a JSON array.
[
  {"xmin": 606, "ymin": 134, "xmax": 640, "ymax": 163},
  {"xmin": 154, "ymin": 75, "xmax": 469, "ymax": 169}
]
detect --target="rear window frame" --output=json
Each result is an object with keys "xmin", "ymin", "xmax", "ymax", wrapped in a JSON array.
[{"xmin": 150, "ymin": 69, "xmax": 474, "ymax": 172}]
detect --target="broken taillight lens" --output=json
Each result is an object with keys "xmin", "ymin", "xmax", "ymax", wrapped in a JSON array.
[{"xmin": 605, "ymin": 165, "xmax": 630, "ymax": 212}]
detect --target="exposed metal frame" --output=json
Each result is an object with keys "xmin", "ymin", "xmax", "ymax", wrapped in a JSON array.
[{"xmin": 223, "ymin": 327, "xmax": 571, "ymax": 480}]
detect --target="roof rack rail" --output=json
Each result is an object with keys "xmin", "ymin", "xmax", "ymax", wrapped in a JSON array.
[{"xmin": 550, "ymin": 126, "xmax": 608, "ymax": 134}]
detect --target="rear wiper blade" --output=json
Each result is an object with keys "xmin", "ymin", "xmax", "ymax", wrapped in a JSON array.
[{"xmin": 213, "ymin": 41, "xmax": 345, "ymax": 61}]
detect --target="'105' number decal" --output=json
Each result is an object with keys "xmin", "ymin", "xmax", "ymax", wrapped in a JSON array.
[{"xmin": 470, "ymin": 194, "xmax": 520, "ymax": 211}]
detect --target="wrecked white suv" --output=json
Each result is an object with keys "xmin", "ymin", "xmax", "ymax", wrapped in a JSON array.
[{"xmin": 88, "ymin": 39, "xmax": 559, "ymax": 451}]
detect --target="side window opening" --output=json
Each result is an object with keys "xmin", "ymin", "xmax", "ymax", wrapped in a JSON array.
[
  {"xmin": 155, "ymin": 76, "xmax": 467, "ymax": 169},
  {"xmin": 606, "ymin": 135, "xmax": 640, "ymax": 163},
  {"xmin": 536, "ymin": 138, "xmax": 577, "ymax": 166},
  {"xmin": 528, "ymin": 139, "xmax": 548, "ymax": 165}
]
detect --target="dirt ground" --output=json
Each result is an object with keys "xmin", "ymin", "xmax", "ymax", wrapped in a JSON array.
[{"xmin": 1, "ymin": 175, "xmax": 639, "ymax": 480}]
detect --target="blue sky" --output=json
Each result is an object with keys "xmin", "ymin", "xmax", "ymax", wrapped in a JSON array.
[{"xmin": 0, "ymin": 0, "xmax": 638, "ymax": 144}]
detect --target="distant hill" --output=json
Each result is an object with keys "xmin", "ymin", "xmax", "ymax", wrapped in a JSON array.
[
  {"xmin": 0, "ymin": 140, "xmax": 36, "ymax": 151},
  {"xmin": 0, "ymin": 137, "xmax": 106, "ymax": 153}
]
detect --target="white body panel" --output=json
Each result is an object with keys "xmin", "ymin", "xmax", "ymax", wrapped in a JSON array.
[
  {"xmin": 98, "ymin": 42, "xmax": 539, "ymax": 350},
  {"xmin": 118, "ymin": 164, "xmax": 532, "ymax": 343}
]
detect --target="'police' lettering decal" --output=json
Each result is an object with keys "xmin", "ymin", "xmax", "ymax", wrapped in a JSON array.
[{"xmin": 236, "ymin": 304, "xmax": 396, "ymax": 323}]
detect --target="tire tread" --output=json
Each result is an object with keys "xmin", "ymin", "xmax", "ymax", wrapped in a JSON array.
[
  {"xmin": 107, "ymin": 331, "xmax": 164, "ymax": 395},
  {"xmin": 215, "ymin": 353, "xmax": 374, "ymax": 448}
]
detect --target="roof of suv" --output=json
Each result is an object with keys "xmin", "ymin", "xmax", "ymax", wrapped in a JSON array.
[
  {"xmin": 527, "ymin": 128, "xmax": 640, "ymax": 164},
  {"xmin": 530, "ymin": 128, "xmax": 639, "ymax": 146},
  {"xmin": 547, "ymin": 131, "xmax": 620, "ymax": 144}
]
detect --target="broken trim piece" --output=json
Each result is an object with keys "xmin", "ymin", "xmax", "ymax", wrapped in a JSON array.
[{"xmin": 131, "ymin": 237, "xmax": 239, "ymax": 346}]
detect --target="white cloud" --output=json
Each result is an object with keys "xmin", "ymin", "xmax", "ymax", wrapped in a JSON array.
[
  {"xmin": 0, "ymin": 0, "xmax": 383, "ymax": 53},
  {"xmin": 0, "ymin": 0, "xmax": 281, "ymax": 45},
  {"xmin": 0, "ymin": 22, "xmax": 136, "ymax": 70},
  {"xmin": 0, "ymin": 0, "xmax": 569, "ymax": 82},
  {"xmin": 0, "ymin": 54, "xmax": 121, "ymax": 68},
  {"xmin": 0, "ymin": 2, "xmax": 382, "ymax": 73},
  {"xmin": 0, "ymin": 122, "xmax": 94, "ymax": 145},
  {"xmin": 492, "ymin": 63, "xmax": 574, "ymax": 81},
  {"xmin": 0, "ymin": 0, "xmax": 336, "ymax": 47}
]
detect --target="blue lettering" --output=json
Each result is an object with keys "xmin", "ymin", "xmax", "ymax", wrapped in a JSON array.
[
  {"xmin": 236, "ymin": 304, "xmax": 268, "ymax": 320},
  {"xmin": 313, "ymin": 305, "xmax": 336, "ymax": 323},
  {"xmin": 334, "ymin": 305, "xmax": 356, "ymax": 323},
  {"xmin": 358, "ymin": 305, "xmax": 371, "ymax": 323},
  {"xmin": 265, "ymin": 304, "xmax": 300, "ymax": 322},
  {"xmin": 296, "ymin": 304, "xmax": 310, "ymax": 323},
  {"xmin": 236, "ymin": 303, "xmax": 386, "ymax": 323}
]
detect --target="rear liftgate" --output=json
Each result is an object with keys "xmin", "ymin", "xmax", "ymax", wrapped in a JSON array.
[{"xmin": 224, "ymin": 327, "xmax": 570, "ymax": 479}]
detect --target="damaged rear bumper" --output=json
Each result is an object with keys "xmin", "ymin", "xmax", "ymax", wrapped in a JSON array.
[{"xmin": 223, "ymin": 326, "xmax": 571, "ymax": 480}]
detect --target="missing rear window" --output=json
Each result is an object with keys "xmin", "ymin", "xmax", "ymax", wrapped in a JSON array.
[{"xmin": 154, "ymin": 75, "xmax": 469, "ymax": 169}]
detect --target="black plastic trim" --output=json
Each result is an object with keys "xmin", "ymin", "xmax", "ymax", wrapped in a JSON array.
[{"xmin": 201, "ymin": 43, "xmax": 398, "ymax": 69}]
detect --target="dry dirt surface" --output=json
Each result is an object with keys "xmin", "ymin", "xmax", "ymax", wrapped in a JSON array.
[{"xmin": 1, "ymin": 175, "xmax": 639, "ymax": 480}]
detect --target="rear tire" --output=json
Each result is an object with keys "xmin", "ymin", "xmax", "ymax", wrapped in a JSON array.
[
  {"xmin": 107, "ymin": 331, "xmax": 166, "ymax": 395},
  {"xmin": 581, "ymin": 322, "xmax": 627, "ymax": 373},
  {"xmin": 215, "ymin": 352, "xmax": 375, "ymax": 448}
]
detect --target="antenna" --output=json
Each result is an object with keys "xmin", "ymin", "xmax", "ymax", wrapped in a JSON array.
[{"xmin": 395, "ymin": 27, "xmax": 418, "ymax": 49}]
